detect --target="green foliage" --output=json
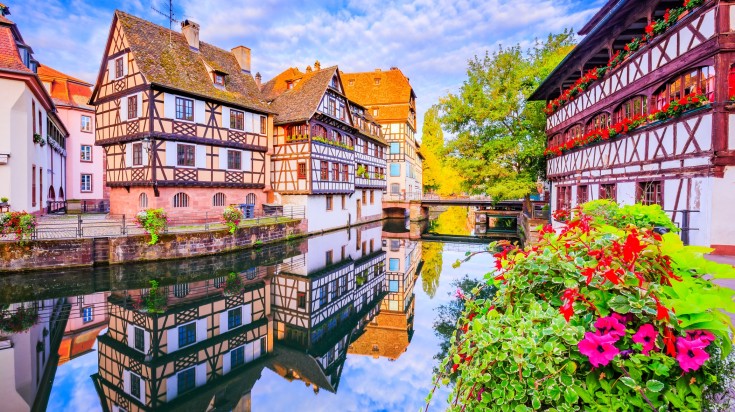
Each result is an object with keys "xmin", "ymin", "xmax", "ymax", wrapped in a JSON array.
[
  {"xmin": 223, "ymin": 272, "xmax": 245, "ymax": 296},
  {"xmin": 421, "ymin": 242, "xmax": 444, "ymax": 298},
  {"xmin": 429, "ymin": 203, "xmax": 735, "ymax": 411},
  {"xmin": 0, "ymin": 211, "xmax": 37, "ymax": 244},
  {"xmin": 581, "ymin": 200, "xmax": 679, "ymax": 232},
  {"xmin": 439, "ymin": 31, "xmax": 575, "ymax": 199},
  {"xmin": 135, "ymin": 208, "xmax": 168, "ymax": 245},
  {"xmin": 0, "ymin": 197, "xmax": 8, "ymax": 203},
  {"xmin": 312, "ymin": 135, "xmax": 354, "ymax": 150},
  {"xmin": 356, "ymin": 164, "xmax": 367, "ymax": 178},
  {"xmin": 421, "ymin": 105, "xmax": 463, "ymax": 195},
  {"xmin": 140, "ymin": 280, "xmax": 167, "ymax": 314},
  {"xmin": 222, "ymin": 206, "xmax": 243, "ymax": 234}
]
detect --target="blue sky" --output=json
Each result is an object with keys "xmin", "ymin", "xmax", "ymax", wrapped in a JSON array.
[{"xmin": 7, "ymin": 0, "xmax": 605, "ymax": 135}]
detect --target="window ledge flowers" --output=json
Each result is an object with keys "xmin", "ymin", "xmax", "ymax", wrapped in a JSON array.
[{"xmin": 544, "ymin": 0, "xmax": 706, "ymax": 117}]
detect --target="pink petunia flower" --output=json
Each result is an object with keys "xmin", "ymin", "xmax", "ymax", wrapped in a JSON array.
[
  {"xmin": 685, "ymin": 330, "xmax": 715, "ymax": 345},
  {"xmin": 675, "ymin": 337, "xmax": 710, "ymax": 373},
  {"xmin": 632, "ymin": 324, "xmax": 658, "ymax": 355},
  {"xmin": 594, "ymin": 316, "xmax": 626, "ymax": 340},
  {"xmin": 611, "ymin": 312, "xmax": 633, "ymax": 325},
  {"xmin": 578, "ymin": 332, "xmax": 620, "ymax": 367}
]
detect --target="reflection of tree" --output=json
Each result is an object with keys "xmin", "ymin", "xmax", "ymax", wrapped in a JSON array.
[
  {"xmin": 431, "ymin": 207, "xmax": 472, "ymax": 236},
  {"xmin": 421, "ymin": 242, "xmax": 444, "ymax": 298},
  {"xmin": 432, "ymin": 276, "xmax": 495, "ymax": 375}
]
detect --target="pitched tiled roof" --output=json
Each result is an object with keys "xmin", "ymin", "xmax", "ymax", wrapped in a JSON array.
[
  {"xmin": 0, "ymin": 16, "xmax": 30, "ymax": 73},
  {"xmin": 263, "ymin": 66, "xmax": 337, "ymax": 125},
  {"xmin": 38, "ymin": 65, "xmax": 93, "ymax": 110},
  {"xmin": 113, "ymin": 11, "xmax": 271, "ymax": 114}
]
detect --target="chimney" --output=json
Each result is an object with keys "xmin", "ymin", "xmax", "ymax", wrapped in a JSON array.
[
  {"xmin": 305, "ymin": 65, "xmax": 312, "ymax": 73},
  {"xmin": 181, "ymin": 19, "xmax": 200, "ymax": 50},
  {"xmin": 231, "ymin": 46, "xmax": 251, "ymax": 73},
  {"xmin": 255, "ymin": 72, "xmax": 262, "ymax": 88},
  {"xmin": 314, "ymin": 60, "xmax": 321, "ymax": 71}
]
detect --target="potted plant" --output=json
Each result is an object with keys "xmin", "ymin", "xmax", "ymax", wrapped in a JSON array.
[
  {"xmin": 222, "ymin": 206, "xmax": 243, "ymax": 234},
  {"xmin": 222, "ymin": 272, "xmax": 244, "ymax": 296},
  {"xmin": 356, "ymin": 165, "xmax": 367, "ymax": 178},
  {"xmin": 0, "ymin": 197, "xmax": 8, "ymax": 206}
]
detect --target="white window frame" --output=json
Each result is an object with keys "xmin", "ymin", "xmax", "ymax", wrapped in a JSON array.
[
  {"xmin": 80, "ymin": 174, "xmax": 92, "ymax": 192},
  {"xmin": 80, "ymin": 144, "xmax": 92, "ymax": 162},
  {"xmin": 80, "ymin": 115, "xmax": 92, "ymax": 132}
]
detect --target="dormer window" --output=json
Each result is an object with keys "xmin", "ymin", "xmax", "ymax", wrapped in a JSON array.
[
  {"xmin": 374, "ymin": 78, "xmax": 380, "ymax": 85},
  {"xmin": 213, "ymin": 72, "xmax": 225, "ymax": 86},
  {"xmin": 287, "ymin": 81, "xmax": 294, "ymax": 90},
  {"xmin": 115, "ymin": 57, "xmax": 124, "ymax": 79}
]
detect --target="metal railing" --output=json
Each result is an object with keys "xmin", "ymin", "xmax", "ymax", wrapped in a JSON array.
[
  {"xmin": 46, "ymin": 200, "xmax": 67, "ymax": 214},
  {"xmin": 81, "ymin": 200, "xmax": 110, "ymax": 213},
  {"xmin": 665, "ymin": 209, "xmax": 700, "ymax": 246}
]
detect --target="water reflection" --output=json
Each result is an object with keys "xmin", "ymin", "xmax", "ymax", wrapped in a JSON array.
[{"xmin": 0, "ymin": 219, "xmax": 497, "ymax": 411}]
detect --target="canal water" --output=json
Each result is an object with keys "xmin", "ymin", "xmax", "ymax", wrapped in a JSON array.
[{"xmin": 0, "ymin": 208, "xmax": 499, "ymax": 412}]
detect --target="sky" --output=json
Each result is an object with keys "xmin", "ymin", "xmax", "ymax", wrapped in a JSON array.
[{"xmin": 7, "ymin": 0, "xmax": 606, "ymax": 137}]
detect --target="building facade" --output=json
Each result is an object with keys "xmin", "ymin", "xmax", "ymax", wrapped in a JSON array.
[
  {"xmin": 531, "ymin": 0, "xmax": 735, "ymax": 253},
  {"xmin": 264, "ymin": 63, "xmax": 387, "ymax": 232},
  {"xmin": 90, "ymin": 12, "xmax": 274, "ymax": 218},
  {"xmin": 342, "ymin": 68, "xmax": 423, "ymax": 199},
  {"xmin": 0, "ymin": 5, "xmax": 68, "ymax": 214},
  {"xmin": 37, "ymin": 66, "xmax": 106, "ymax": 211}
]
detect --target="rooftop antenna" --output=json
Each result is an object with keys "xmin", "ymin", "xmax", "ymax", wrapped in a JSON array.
[{"xmin": 152, "ymin": 0, "xmax": 178, "ymax": 44}]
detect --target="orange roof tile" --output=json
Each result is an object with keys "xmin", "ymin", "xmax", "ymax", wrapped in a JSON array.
[
  {"xmin": 37, "ymin": 65, "xmax": 93, "ymax": 109},
  {"xmin": 0, "ymin": 24, "xmax": 30, "ymax": 73}
]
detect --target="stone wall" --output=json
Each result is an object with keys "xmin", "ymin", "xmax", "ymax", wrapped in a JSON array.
[{"xmin": 0, "ymin": 219, "xmax": 306, "ymax": 272}]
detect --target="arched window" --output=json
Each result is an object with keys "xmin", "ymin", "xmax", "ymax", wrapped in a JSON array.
[
  {"xmin": 564, "ymin": 124, "xmax": 583, "ymax": 144},
  {"xmin": 245, "ymin": 193, "xmax": 257, "ymax": 205},
  {"xmin": 654, "ymin": 66, "xmax": 715, "ymax": 110},
  {"xmin": 58, "ymin": 188, "xmax": 64, "ymax": 200},
  {"xmin": 614, "ymin": 96, "xmax": 647, "ymax": 123},
  {"xmin": 48, "ymin": 186, "xmax": 56, "ymax": 201},
  {"xmin": 213, "ymin": 192, "xmax": 226, "ymax": 206},
  {"xmin": 173, "ymin": 192, "xmax": 190, "ymax": 208},
  {"xmin": 311, "ymin": 124, "xmax": 327, "ymax": 139},
  {"xmin": 587, "ymin": 112, "xmax": 610, "ymax": 132},
  {"xmin": 139, "ymin": 193, "xmax": 148, "ymax": 209}
]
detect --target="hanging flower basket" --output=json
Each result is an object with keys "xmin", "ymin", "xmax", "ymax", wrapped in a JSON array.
[
  {"xmin": 222, "ymin": 272, "xmax": 244, "ymax": 296},
  {"xmin": 0, "ymin": 305, "xmax": 39, "ymax": 333}
]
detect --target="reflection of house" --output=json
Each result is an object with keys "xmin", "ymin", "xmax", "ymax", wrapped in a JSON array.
[
  {"xmin": 0, "ymin": 298, "xmax": 69, "ymax": 411},
  {"xmin": 348, "ymin": 233, "xmax": 422, "ymax": 360},
  {"xmin": 58, "ymin": 292, "xmax": 110, "ymax": 365},
  {"xmin": 269, "ymin": 224, "xmax": 386, "ymax": 392},
  {"xmin": 92, "ymin": 271, "xmax": 272, "ymax": 411}
]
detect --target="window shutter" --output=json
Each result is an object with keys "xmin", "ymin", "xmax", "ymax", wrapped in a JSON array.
[
  {"xmin": 253, "ymin": 337, "xmax": 262, "ymax": 359},
  {"xmin": 125, "ymin": 143, "xmax": 133, "ymax": 167},
  {"xmin": 196, "ymin": 319, "xmax": 206, "ymax": 343},
  {"xmin": 167, "ymin": 328, "xmax": 178, "ymax": 353},
  {"xmin": 166, "ymin": 375, "xmax": 178, "ymax": 401},
  {"xmin": 165, "ymin": 142, "xmax": 177, "ymax": 166},
  {"xmin": 219, "ymin": 148, "xmax": 228, "ymax": 170},
  {"xmin": 222, "ymin": 107, "xmax": 230, "ymax": 129},
  {"xmin": 219, "ymin": 310, "xmax": 229, "ymax": 334},
  {"xmin": 195, "ymin": 363, "xmax": 207, "ymax": 386},
  {"xmin": 195, "ymin": 145, "xmax": 206, "ymax": 168},
  {"xmin": 123, "ymin": 370, "xmax": 131, "ymax": 394},
  {"xmin": 223, "ymin": 351, "xmax": 232, "ymax": 375},
  {"xmin": 142, "ymin": 142, "xmax": 149, "ymax": 165},
  {"xmin": 243, "ymin": 303, "xmax": 252, "ymax": 325},
  {"xmin": 120, "ymin": 96, "xmax": 128, "ymax": 121},
  {"xmin": 126, "ymin": 324, "xmax": 134, "ymax": 350},
  {"xmin": 242, "ymin": 151, "xmax": 252, "ymax": 172}
]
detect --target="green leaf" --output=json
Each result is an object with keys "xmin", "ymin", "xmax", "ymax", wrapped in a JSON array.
[
  {"xmin": 563, "ymin": 387, "xmax": 579, "ymax": 404},
  {"xmin": 646, "ymin": 379, "xmax": 664, "ymax": 393},
  {"xmin": 620, "ymin": 376, "xmax": 636, "ymax": 389}
]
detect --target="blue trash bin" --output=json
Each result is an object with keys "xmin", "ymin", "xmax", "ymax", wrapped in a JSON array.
[{"xmin": 239, "ymin": 203, "xmax": 255, "ymax": 219}]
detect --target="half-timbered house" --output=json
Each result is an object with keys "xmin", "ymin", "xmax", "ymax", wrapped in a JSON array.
[
  {"xmin": 352, "ymin": 102, "xmax": 389, "ymax": 223},
  {"xmin": 263, "ymin": 63, "xmax": 385, "ymax": 232},
  {"xmin": 90, "ymin": 11, "xmax": 274, "ymax": 218},
  {"xmin": 531, "ymin": 0, "xmax": 735, "ymax": 252},
  {"xmin": 342, "ymin": 68, "xmax": 423, "ymax": 199},
  {"xmin": 0, "ymin": 4, "xmax": 69, "ymax": 214},
  {"xmin": 93, "ymin": 271, "xmax": 272, "ymax": 411}
]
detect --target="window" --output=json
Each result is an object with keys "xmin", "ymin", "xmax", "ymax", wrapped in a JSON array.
[
  {"xmin": 173, "ymin": 283, "xmax": 189, "ymax": 297},
  {"xmin": 81, "ymin": 115, "xmax": 92, "ymax": 132},
  {"xmin": 260, "ymin": 116, "xmax": 267, "ymax": 134},
  {"xmin": 319, "ymin": 286, "xmax": 328, "ymax": 306},
  {"xmin": 231, "ymin": 346, "xmax": 245, "ymax": 369},
  {"xmin": 178, "ymin": 323, "xmax": 197, "ymax": 348},
  {"xmin": 614, "ymin": 96, "xmax": 647, "ymax": 124},
  {"xmin": 80, "ymin": 145, "xmax": 92, "ymax": 162},
  {"xmin": 32, "ymin": 101, "xmax": 36, "ymax": 134},
  {"xmin": 132, "ymin": 143, "xmax": 143, "ymax": 166},
  {"xmin": 389, "ymin": 258, "xmax": 399, "ymax": 271},
  {"xmin": 362, "ymin": 190, "xmax": 367, "ymax": 205},
  {"xmin": 564, "ymin": 124, "xmax": 583, "ymax": 144},
  {"xmin": 374, "ymin": 78, "xmax": 380, "ymax": 85},
  {"xmin": 341, "ymin": 195, "xmax": 346, "ymax": 210},
  {"xmin": 214, "ymin": 72, "xmax": 225, "ymax": 85},
  {"xmin": 134, "ymin": 327, "xmax": 145, "ymax": 352},
  {"xmin": 130, "ymin": 373, "xmax": 141, "ymax": 399},
  {"xmin": 139, "ymin": 193, "xmax": 148, "ymax": 209},
  {"xmin": 114, "ymin": 57, "xmax": 123, "ymax": 79},
  {"xmin": 32, "ymin": 165, "xmax": 36, "ymax": 207},
  {"xmin": 331, "ymin": 162, "xmax": 339, "ymax": 181},
  {"xmin": 297, "ymin": 292, "xmax": 306, "ymax": 309},
  {"xmin": 556, "ymin": 186, "xmax": 572, "ymax": 211},
  {"xmin": 213, "ymin": 192, "xmax": 226, "ymax": 206},
  {"xmin": 175, "ymin": 97, "xmax": 194, "ymax": 121},
  {"xmin": 655, "ymin": 66, "xmax": 715, "ymax": 109},
  {"xmin": 577, "ymin": 185, "xmax": 588, "ymax": 205},
  {"xmin": 311, "ymin": 124, "xmax": 327, "ymax": 139},
  {"xmin": 127, "ymin": 96, "xmax": 138, "ymax": 119},
  {"xmin": 390, "ymin": 142, "xmax": 400, "ymax": 154},
  {"xmin": 326, "ymin": 195, "xmax": 333, "ymax": 211},
  {"xmin": 82, "ymin": 306, "xmax": 93, "ymax": 323},
  {"xmin": 177, "ymin": 144, "xmax": 195, "ymax": 167},
  {"xmin": 389, "ymin": 280, "xmax": 399, "ymax": 292},
  {"xmin": 349, "ymin": 79, "xmax": 355, "ymax": 86},
  {"xmin": 173, "ymin": 192, "xmax": 190, "ymax": 208},
  {"xmin": 320, "ymin": 161, "xmax": 329, "ymax": 180},
  {"xmin": 587, "ymin": 112, "xmax": 609, "ymax": 132},
  {"xmin": 177, "ymin": 368, "xmax": 196, "ymax": 394},
  {"xmin": 600, "ymin": 184, "xmax": 616, "ymax": 200},
  {"xmin": 390, "ymin": 164, "xmax": 400, "ymax": 177},
  {"xmin": 342, "ymin": 164, "xmax": 348, "ymax": 181},
  {"xmin": 326, "ymin": 250, "xmax": 333, "ymax": 266},
  {"xmin": 228, "ymin": 150, "xmax": 242, "ymax": 170},
  {"xmin": 390, "ymin": 183, "xmax": 400, "ymax": 194},
  {"xmin": 230, "ymin": 109, "xmax": 244, "ymax": 130},
  {"xmin": 637, "ymin": 181, "xmax": 662, "ymax": 206},
  {"xmin": 341, "ymin": 245, "xmax": 346, "ymax": 260},
  {"xmin": 80, "ymin": 174, "xmax": 92, "ymax": 192},
  {"xmin": 297, "ymin": 162, "xmax": 307, "ymax": 179},
  {"xmin": 228, "ymin": 307, "xmax": 242, "ymax": 329},
  {"xmin": 370, "ymin": 190, "xmax": 374, "ymax": 204}
]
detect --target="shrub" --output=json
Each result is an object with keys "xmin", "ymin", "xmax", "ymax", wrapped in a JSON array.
[
  {"xmin": 582, "ymin": 199, "xmax": 679, "ymax": 232},
  {"xmin": 222, "ymin": 206, "xmax": 243, "ymax": 234},
  {"xmin": 133, "ymin": 280, "xmax": 167, "ymax": 313},
  {"xmin": 1, "ymin": 211, "xmax": 37, "ymax": 244},
  {"xmin": 135, "ymin": 208, "xmax": 168, "ymax": 245},
  {"xmin": 429, "ymin": 203, "xmax": 735, "ymax": 411}
]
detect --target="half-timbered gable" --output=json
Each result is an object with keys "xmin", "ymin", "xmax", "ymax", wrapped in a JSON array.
[
  {"xmin": 351, "ymin": 103, "xmax": 388, "ymax": 191},
  {"xmin": 531, "ymin": 0, "xmax": 735, "ymax": 253},
  {"xmin": 90, "ymin": 11, "xmax": 274, "ymax": 218},
  {"xmin": 94, "ymin": 272, "xmax": 272, "ymax": 411}
]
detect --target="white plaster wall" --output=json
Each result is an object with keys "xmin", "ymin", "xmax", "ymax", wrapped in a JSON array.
[
  {"xmin": 282, "ymin": 194, "xmax": 357, "ymax": 233},
  {"xmin": 710, "ymin": 166, "xmax": 735, "ymax": 247}
]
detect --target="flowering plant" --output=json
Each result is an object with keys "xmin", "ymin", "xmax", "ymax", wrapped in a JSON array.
[
  {"xmin": 552, "ymin": 208, "xmax": 569, "ymax": 222},
  {"xmin": 222, "ymin": 272, "xmax": 244, "ymax": 296},
  {"xmin": 544, "ymin": 0, "xmax": 705, "ymax": 116},
  {"xmin": 1, "ymin": 211, "xmax": 36, "ymax": 244},
  {"xmin": 222, "ymin": 206, "xmax": 243, "ymax": 234},
  {"xmin": 132, "ymin": 280, "xmax": 167, "ymax": 313},
  {"xmin": 429, "ymin": 201, "xmax": 735, "ymax": 411},
  {"xmin": 0, "ymin": 305, "xmax": 39, "ymax": 333},
  {"xmin": 135, "ymin": 208, "xmax": 168, "ymax": 245}
]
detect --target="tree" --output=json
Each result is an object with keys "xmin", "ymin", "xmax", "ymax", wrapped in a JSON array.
[
  {"xmin": 421, "ymin": 241, "xmax": 444, "ymax": 298},
  {"xmin": 422, "ymin": 105, "xmax": 465, "ymax": 195},
  {"xmin": 439, "ymin": 31, "xmax": 575, "ymax": 200}
]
